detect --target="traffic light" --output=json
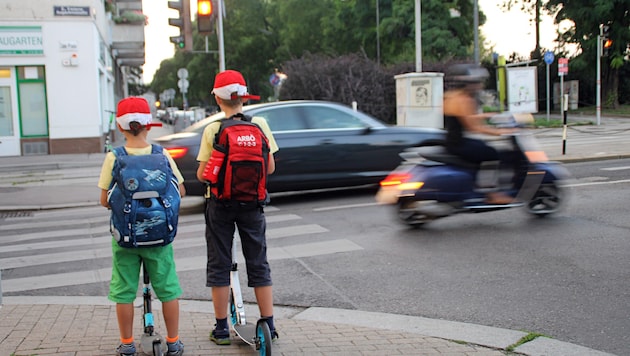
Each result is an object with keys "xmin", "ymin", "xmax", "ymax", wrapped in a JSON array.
[
  {"xmin": 197, "ymin": 0, "xmax": 214, "ymax": 34},
  {"xmin": 168, "ymin": 0, "xmax": 192, "ymax": 51},
  {"xmin": 602, "ymin": 25, "xmax": 613, "ymax": 57}
]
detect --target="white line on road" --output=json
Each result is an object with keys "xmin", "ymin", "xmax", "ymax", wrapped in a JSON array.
[
  {"xmin": 1, "ymin": 239, "xmax": 361, "ymax": 293},
  {"xmin": 600, "ymin": 166, "xmax": 630, "ymax": 171},
  {"xmin": 565, "ymin": 179, "xmax": 630, "ymax": 187}
]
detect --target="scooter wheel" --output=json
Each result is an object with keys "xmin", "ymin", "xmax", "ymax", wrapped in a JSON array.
[
  {"xmin": 152, "ymin": 340, "xmax": 163, "ymax": 356},
  {"xmin": 527, "ymin": 183, "xmax": 564, "ymax": 217},
  {"xmin": 397, "ymin": 199, "xmax": 429, "ymax": 227},
  {"xmin": 255, "ymin": 319, "xmax": 272, "ymax": 356}
]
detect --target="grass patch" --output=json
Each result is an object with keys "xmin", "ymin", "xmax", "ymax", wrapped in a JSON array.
[
  {"xmin": 570, "ymin": 104, "xmax": 630, "ymax": 117},
  {"xmin": 531, "ymin": 117, "xmax": 593, "ymax": 128},
  {"xmin": 506, "ymin": 332, "xmax": 549, "ymax": 351}
]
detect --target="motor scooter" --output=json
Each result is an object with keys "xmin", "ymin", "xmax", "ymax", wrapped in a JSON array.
[{"xmin": 376, "ymin": 113, "xmax": 571, "ymax": 227}]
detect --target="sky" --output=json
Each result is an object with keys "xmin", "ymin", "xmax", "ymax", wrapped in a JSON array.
[{"xmin": 141, "ymin": 0, "xmax": 564, "ymax": 83}]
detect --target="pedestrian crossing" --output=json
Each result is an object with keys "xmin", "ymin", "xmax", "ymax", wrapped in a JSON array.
[{"xmin": 0, "ymin": 204, "xmax": 363, "ymax": 294}]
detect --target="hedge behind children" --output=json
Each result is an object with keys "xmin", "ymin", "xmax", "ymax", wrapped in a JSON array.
[{"xmin": 97, "ymin": 96, "xmax": 186, "ymax": 356}]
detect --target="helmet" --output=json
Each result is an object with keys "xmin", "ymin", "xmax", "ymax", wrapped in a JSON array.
[{"xmin": 445, "ymin": 63, "xmax": 489, "ymax": 85}]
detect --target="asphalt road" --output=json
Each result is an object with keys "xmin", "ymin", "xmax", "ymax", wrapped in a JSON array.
[{"xmin": 2, "ymin": 158, "xmax": 628, "ymax": 355}]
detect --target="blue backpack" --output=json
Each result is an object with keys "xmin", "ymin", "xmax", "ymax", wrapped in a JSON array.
[{"xmin": 108, "ymin": 144, "xmax": 181, "ymax": 248}]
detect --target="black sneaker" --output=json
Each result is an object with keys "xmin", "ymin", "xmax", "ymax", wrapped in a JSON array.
[
  {"xmin": 271, "ymin": 329, "xmax": 279, "ymax": 342},
  {"xmin": 166, "ymin": 339, "xmax": 184, "ymax": 356},
  {"xmin": 209, "ymin": 328, "xmax": 231, "ymax": 345}
]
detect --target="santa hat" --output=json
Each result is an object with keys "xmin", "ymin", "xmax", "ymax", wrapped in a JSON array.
[
  {"xmin": 116, "ymin": 97, "xmax": 162, "ymax": 130},
  {"xmin": 211, "ymin": 70, "xmax": 260, "ymax": 101}
]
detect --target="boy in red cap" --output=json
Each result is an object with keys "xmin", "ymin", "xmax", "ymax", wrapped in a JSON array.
[
  {"xmin": 98, "ymin": 96, "xmax": 186, "ymax": 356},
  {"xmin": 196, "ymin": 70, "xmax": 279, "ymax": 344}
]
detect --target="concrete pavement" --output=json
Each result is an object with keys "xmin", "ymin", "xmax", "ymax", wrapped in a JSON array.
[{"xmin": 1, "ymin": 115, "xmax": 627, "ymax": 355}]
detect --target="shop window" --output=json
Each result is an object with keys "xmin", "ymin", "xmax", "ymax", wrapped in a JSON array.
[
  {"xmin": 17, "ymin": 66, "xmax": 48, "ymax": 137},
  {"xmin": 0, "ymin": 68, "xmax": 11, "ymax": 78},
  {"xmin": 0, "ymin": 86, "xmax": 13, "ymax": 136}
]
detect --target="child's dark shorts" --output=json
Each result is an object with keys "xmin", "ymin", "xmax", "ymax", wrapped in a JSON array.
[{"xmin": 204, "ymin": 199, "xmax": 272, "ymax": 287}]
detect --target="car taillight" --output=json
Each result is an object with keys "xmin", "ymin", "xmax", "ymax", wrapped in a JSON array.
[{"xmin": 165, "ymin": 147, "xmax": 188, "ymax": 159}]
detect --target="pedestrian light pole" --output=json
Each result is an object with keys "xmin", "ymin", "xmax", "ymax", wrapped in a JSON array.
[{"xmin": 596, "ymin": 25, "xmax": 603, "ymax": 126}]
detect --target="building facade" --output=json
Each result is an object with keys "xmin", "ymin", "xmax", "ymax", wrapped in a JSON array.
[{"xmin": 0, "ymin": 0, "xmax": 145, "ymax": 156}]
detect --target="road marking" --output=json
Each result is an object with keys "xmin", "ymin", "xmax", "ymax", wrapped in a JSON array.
[
  {"xmin": 313, "ymin": 202, "xmax": 379, "ymax": 211},
  {"xmin": 600, "ymin": 166, "xmax": 630, "ymax": 171},
  {"xmin": 565, "ymin": 179, "xmax": 630, "ymax": 187},
  {"xmin": 1, "ymin": 239, "xmax": 362, "ymax": 293}
]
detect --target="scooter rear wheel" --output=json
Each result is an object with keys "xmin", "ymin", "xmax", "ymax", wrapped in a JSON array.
[
  {"xmin": 527, "ymin": 183, "xmax": 563, "ymax": 216},
  {"xmin": 398, "ymin": 199, "xmax": 430, "ymax": 227}
]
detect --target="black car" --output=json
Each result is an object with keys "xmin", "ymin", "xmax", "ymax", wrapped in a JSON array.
[{"xmin": 153, "ymin": 100, "xmax": 444, "ymax": 196}]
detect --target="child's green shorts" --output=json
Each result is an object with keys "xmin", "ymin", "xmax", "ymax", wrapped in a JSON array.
[{"xmin": 108, "ymin": 239, "xmax": 182, "ymax": 304}]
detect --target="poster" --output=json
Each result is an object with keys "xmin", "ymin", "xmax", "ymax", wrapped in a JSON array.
[
  {"xmin": 507, "ymin": 67, "xmax": 538, "ymax": 113},
  {"xmin": 411, "ymin": 79, "xmax": 431, "ymax": 107}
]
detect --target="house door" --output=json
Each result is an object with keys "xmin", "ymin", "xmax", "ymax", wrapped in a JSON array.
[{"xmin": 0, "ymin": 67, "xmax": 20, "ymax": 156}]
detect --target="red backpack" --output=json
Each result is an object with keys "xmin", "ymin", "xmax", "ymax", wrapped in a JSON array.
[{"xmin": 205, "ymin": 113, "xmax": 270, "ymax": 205}]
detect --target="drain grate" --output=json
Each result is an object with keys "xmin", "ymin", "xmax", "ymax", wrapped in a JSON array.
[{"xmin": 0, "ymin": 211, "xmax": 35, "ymax": 218}]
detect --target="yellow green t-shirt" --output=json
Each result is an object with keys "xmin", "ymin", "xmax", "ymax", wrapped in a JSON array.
[
  {"xmin": 196, "ymin": 116, "xmax": 279, "ymax": 163},
  {"xmin": 98, "ymin": 145, "xmax": 184, "ymax": 190}
]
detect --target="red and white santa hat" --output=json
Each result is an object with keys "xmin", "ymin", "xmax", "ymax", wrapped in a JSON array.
[
  {"xmin": 116, "ymin": 96, "xmax": 162, "ymax": 130},
  {"xmin": 211, "ymin": 70, "xmax": 260, "ymax": 101}
]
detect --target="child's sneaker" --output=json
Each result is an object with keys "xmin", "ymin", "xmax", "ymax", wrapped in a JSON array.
[
  {"xmin": 209, "ymin": 327, "xmax": 231, "ymax": 345},
  {"xmin": 166, "ymin": 339, "xmax": 184, "ymax": 356},
  {"xmin": 116, "ymin": 342, "xmax": 136, "ymax": 356},
  {"xmin": 271, "ymin": 329, "xmax": 279, "ymax": 342}
]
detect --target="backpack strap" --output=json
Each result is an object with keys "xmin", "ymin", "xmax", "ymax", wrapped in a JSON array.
[
  {"xmin": 112, "ymin": 146, "xmax": 128, "ymax": 157},
  {"xmin": 150, "ymin": 144, "xmax": 163, "ymax": 155},
  {"xmin": 150, "ymin": 143, "xmax": 177, "ymax": 234},
  {"xmin": 228, "ymin": 112, "xmax": 252, "ymax": 122}
]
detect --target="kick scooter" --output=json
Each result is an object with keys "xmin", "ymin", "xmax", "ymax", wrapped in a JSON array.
[
  {"xmin": 229, "ymin": 239, "xmax": 273, "ymax": 356},
  {"xmin": 140, "ymin": 259, "xmax": 166, "ymax": 356}
]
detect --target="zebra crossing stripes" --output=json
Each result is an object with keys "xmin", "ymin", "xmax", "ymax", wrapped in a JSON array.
[{"xmin": 0, "ymin": 205, "xmax": 363, "ymax": 294}]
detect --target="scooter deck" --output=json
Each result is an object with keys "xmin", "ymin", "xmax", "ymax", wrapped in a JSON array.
[{"xmin": 233, "ymin": 323, "xmax": 256, "ymax": 345}]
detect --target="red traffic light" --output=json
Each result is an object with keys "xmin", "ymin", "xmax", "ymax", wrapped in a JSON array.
[
  {"xmin": 198, "ymin": 0, "xmax": 213, "ymax": 16},
  {"xmin": 197, "ymin": 0, "xmax": 214, "ymax": 33},
  {"xmin": 603, "ymin": 39, "xmax": 613, "ymax": 48}
]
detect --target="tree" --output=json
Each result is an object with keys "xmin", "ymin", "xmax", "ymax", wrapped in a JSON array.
[
  {"xmin": 545, "ymin": 0, "xmax": 630, "ymax": 108},
  {"xmin": 501, "ymin": 0, "xmax": 544, "ymax": 59},
  {"xmin": 149, "ymin": 0, "xmax": 494, "ymax": 109}
]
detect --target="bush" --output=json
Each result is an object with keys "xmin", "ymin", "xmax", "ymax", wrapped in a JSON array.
[{"xmin": 278, "ymin": 53, "xmax": 471, "ymax": 124}]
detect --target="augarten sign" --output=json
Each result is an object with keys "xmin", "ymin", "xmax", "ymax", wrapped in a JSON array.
[{"xmin": 0, "ymin": 26, "xmax": 43, "ymax": 55}]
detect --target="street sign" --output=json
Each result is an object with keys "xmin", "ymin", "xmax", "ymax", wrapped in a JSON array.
[
  {"xmin": 177, "ymin": 68, "xmax": 188, "ymax": 79},
  {"xmin": 558, "ymin": 58, "xmax": 569, "ymax": 76},
  {"xmin": 543, "ymin": 51, "xmax": 554, "ymax": 65},
  {"xmin": 178, "ymin": 78, "xmax": 189, "ymax": 93}
]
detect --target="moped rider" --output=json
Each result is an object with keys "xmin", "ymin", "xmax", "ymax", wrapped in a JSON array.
[{"xmin": 443, "ymin": 63, "xmax": 514, "ymax": 204}]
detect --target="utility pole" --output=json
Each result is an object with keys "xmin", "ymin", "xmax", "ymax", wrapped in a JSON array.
[
  {"xmin": 415, "ymin": 0, "xmax": 422, "ymax": 72},
  {"xmin": 473, "ymin": 0, "xmax": 479, "ymax": 65}
]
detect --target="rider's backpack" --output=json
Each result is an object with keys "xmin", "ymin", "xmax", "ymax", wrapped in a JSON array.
[
  {"xmin": 108, "ymin": 144, "xmax": 181, "ymax": 248},
  {"xmin": 208, "ymin": 113, "xmax": 270, "ymax": 205}
]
